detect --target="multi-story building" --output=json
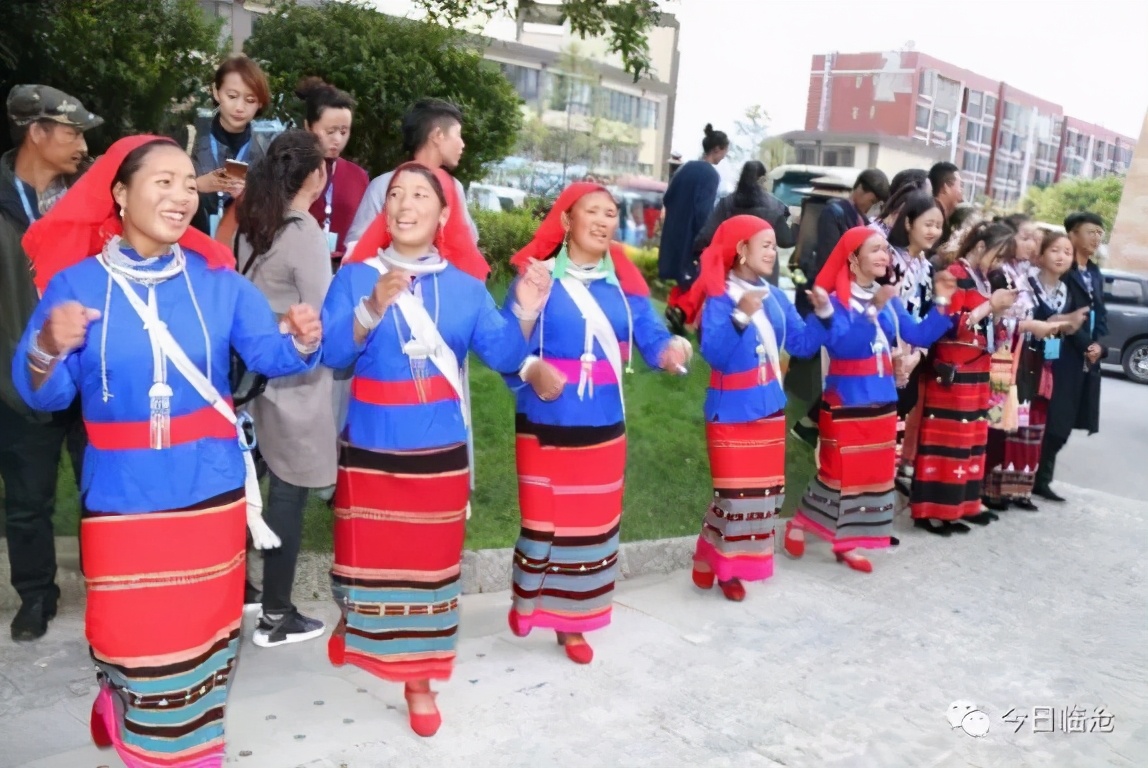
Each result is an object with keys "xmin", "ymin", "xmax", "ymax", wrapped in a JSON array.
[
  {"xmin": 785, "ymin": 49, "xmax": 1136, "ymax": 206},
  {"xmin": 198, "ymin": 0, "xmax": 679, "ymax": 179}
]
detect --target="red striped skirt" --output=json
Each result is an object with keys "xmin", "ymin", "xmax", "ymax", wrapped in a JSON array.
[
  {"xmin": 910, "ymin": 363, "xmax": 990, "ymax": 520},
  {"xmin": 511, "ymin": 419, "xmax": 625, "ymax": 635},
  {"xmin": 328, "ymin": 442, "xmax": 469, "ymax": 683},
  {"xmin": 794, "ymin": 398, "xmax": 898, "ymax": 552},
  {"xmin": 694, "ymin": 414, "xmax": 785, "ymax": 582},
  {"xmin": 83, "ymin": 488, "xmax": 246, "ymax": 768}
]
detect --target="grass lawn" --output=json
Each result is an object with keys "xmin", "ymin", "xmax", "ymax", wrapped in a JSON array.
[{"xmin": 1, "ymin": 292, "xmax": 819, "ymax": 551}]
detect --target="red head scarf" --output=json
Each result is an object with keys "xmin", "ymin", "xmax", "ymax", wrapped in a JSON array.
[
  {"xmin": 343, "ymin": 163, "xmax": 490, "ymax": 282},
  {"xmin": 813, "ymin": 225, "xmax": 882, "ymax": 306},
  {"xmin": 23, "ymin": 134, "xmax": 236, "ymax": 294},
  {"xmin": 509, "ymin": 182, "xmax": 650, "ymax": 297},
  {"xmin": 693, "ymin": 215, "xmax": 773, "ymax": 299}
]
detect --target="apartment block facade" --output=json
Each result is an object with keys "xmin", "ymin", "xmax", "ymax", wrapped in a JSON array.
[{"xmin": 797, "ymin": 50, "xmax": 1135, "ymax": 205}]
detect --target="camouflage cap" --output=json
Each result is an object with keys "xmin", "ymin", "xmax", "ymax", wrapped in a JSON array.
[{"xmin": 7, "ymin": 84, "xmax": 103, "ymax": 131}]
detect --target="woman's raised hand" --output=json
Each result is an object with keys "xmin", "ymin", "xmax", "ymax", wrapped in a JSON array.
[{"xmin": 39, "ymin": 301, "xmax": 101, "ymax": 358}]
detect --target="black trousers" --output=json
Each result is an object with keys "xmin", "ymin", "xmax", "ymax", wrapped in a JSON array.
[
  {"xmin": 0, "ymin": 397, "xmax": 85, "ymax": 605},
  {"xmin": 260, "ymin": 468, "xmax": 309, "ymax": 615},
  {"xmin": 1035, "ymin": 431, "xmax": 1069, "ymax": 490}
]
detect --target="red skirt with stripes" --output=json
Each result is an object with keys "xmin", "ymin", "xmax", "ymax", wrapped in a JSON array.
[{"xmin": 83, "ymin": 488, "xmax": 246, "ymax": 768}]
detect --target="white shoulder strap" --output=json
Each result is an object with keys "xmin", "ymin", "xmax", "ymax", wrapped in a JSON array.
[
  {"xmin": 99, "ymin": 258, "xmax": 238, "ymax": 427},
  {"xmin": 364, "ymin": 257, "xmax": 468, "ymax": 426},
  {"xmin": 559, "ymin": 276, "xmax": 624, "ymax": 384},
  {"xmin": 726, "ymin": 282, "xmax": 783, "ymax": 383}
]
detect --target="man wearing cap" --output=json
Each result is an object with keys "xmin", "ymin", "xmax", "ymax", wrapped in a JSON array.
[{"xmin": 0, "ymin": 84, "xmax": 101, "ymax": 641}]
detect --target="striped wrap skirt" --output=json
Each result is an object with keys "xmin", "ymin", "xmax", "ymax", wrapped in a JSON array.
[
  {"xmin": 85, "ymin": 488, "xmax": 246, "ymax": 768},
  {"xmin": 793, "ymin": 398, "xmax": 898, "ymax": 552},
  {"xmin": 511, "ymin": 417, "xmax": 626, "ymax": 635},
  {"xmin": 693, "ymin": 413, "xmax": 785, "ymax": 582},
  {"xmin": 910, "ymin": 360, "xmax": 990, "ymax": 520},
  {"xmin": 327, "ymin": 442, "xmax": 468, "ymax": 683}
]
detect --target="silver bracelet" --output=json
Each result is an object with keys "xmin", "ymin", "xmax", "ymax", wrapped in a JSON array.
[
  {"xmin": 27, "ymin": 332, "xmax": 59, "ymax": 368},
  {"xmin": 511, "ymin": 302, "xmax": 539, "ymax": 322},
  {"xmin": 933, "ymin": 295, "xmax": 951, "ymax": 309},
  {"xmin": 292, "ymin": 337, "xmax": 320, "ymax": 356},
  {"xmin": 354, "ymin": 297, "xmax": 382, "ymax": 330},
  {"xmin": 518, "ymin": 355, "xmax": 540, "ymax": 382}
]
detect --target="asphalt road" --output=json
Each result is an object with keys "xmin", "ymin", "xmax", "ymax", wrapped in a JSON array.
[{"xmin": 1055, "ymin": 369, "xmax": 1147, "ymax": 499}]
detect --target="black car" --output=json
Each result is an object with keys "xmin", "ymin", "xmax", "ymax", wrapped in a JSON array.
[{"xmin": 1101, "ymin": 269, "xmax": 1148, "ymax": 384}]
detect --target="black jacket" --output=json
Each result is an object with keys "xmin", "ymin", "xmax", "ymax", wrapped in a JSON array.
[
  {"xmin": 1035, "ymin": 268, "xmax": 1104, "ymax": 439},
  {"xmin": 692, "ymin": 190, "xmax": 795, "ymax": 285}
]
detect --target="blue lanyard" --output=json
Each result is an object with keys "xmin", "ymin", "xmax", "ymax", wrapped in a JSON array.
[
  {"xmin": 209, "ymin": 134, "xmax": 251, "ymax": 168},
  {"xmin": 209, "ymin": 135, "xmax": 250, "ymax": 206},
  {"xmin": 14, "ymin": 179, "xmax": 38, "ymax": 223}
]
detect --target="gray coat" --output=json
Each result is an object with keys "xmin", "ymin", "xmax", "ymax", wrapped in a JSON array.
[{"xmin": 237, "ymin": 211, "xmax": 337, "ymax": 488}]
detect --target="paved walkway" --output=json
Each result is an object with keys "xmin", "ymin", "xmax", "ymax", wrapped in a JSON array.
[{"xmin": 1, "ymin": 482, "xmax": 1145, "ymax": 767}]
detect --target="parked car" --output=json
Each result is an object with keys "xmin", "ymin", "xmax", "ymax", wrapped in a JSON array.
[
  {"xmin": 1100, "ymin": 269, "xmax": 1148, "ymax": 384},
  {"xmin": 468, "ymin": 183, "xmax": 526, "ymax": 212}
]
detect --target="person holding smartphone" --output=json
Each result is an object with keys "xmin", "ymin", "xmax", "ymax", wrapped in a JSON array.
[{"xmin": 174, "ymin": 55, "xmax": 271, "ymax": 238}]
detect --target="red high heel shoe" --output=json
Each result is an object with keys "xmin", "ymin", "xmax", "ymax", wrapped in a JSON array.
[
  {"xmin": 835, "ymin": 551, "xmax": 872, "ymax": 573},
  {"xmin": 783, "ymin": 521, "xmax": 805, "ymax": 558},
  {"xmin": 718, "ymin": 578, "xmax": 746, "ymax": 602},
  {"xmin": 89, "ymin": 690, "xmax": 112, "ymax": 748},
  {"xmin": 403, "ymin": 684, "xmax": 442, "ymax": 738},
  {"xmin": 691, "ymin": 565, "xmax": 715, "ymax": 590},
  {"xmin": 556, "ymin": 632, "xmax": 594, "ymax": 664},
  {"xmin": 507, "ymin": 609, "xmax": 530, "ymax": 638}
]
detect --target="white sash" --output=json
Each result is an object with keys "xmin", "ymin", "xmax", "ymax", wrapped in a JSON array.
[
  {"xmin": 364, "ymin": 257, "xmax": 469, "ymax": 427},
  {"xmin": 98, "ymin": 256, "xmax": 281, "ymax": 549},
  {"xmin": 726, "ymin": 280, "xmax": 783, "ymax": 384},
  {"xmin": 558, "ymin": 275, "xmax": 625, "ymax": 412}
]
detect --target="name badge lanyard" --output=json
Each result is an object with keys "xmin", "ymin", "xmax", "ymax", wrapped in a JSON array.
[
  {"xmin": 323, "ymin": 161, "xmax": 338, "ymax": 252},
  {"xmin": 15, "ymin": 180, "xmax": 39, "ymax": 224},
  {"xmin": 207, "ymin": 135, "xmax": 250, "ymax": 237}
]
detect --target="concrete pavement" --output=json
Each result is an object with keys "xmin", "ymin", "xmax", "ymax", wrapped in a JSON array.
[
  {"xmin": 1057, "ymin": 372, "xmax": 1147, "ymax": 499},
  {"xmin": 1, "ymin": 482, "xmax": 1145, "ymax": 767}
]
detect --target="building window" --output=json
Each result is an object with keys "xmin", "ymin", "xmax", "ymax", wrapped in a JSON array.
[
  {"xmin": 916, "ymin": 104, "xmax": 931, "ymax": 130},
  {"xmin": 918, "ymin": 69, "xmax": 936, "ymax": 97},
  {"xmin": 966, "ymin": 90, "xmax": 982, "ymax": 119},
  {"xmin": 796, "ymin": 146, "xmax": 817, "ymax": 165},
  {"xmin": 984, "ymin": 94, "xmax": 998, "ymax": 119},
  {"xmin": 639, "ymin": 99, "xmax": 659, "ymax": 130},
  {"xmin": 1002, "ymin": 101, "xmax": 1020, "ymax": 126},
  {"xmin": 1094, "ymin": 140, "xmax": 1107, "ymax": 162},
  {"xmin": 822, "ymin": 146, "xmax": 855, "ymax": 167},
  {"xmin": 965, "ymin": 121, "xmax": 981, "ymax": 144},
  {"xmin": 499, "ymin": 63, "xmax": 541, "ymax": 102}
]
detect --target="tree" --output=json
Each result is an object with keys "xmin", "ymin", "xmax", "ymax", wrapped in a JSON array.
[
  {"xmin": 415, "ymin": 0, "xmax": 661, "ymax": 81},
  {"xmin": 245, "ymin": 0, "xmax": 522, "ymax": 182},
  {"xmin": 731, "ymin": 104, "xmax": 793, "ymax": 170},
  {"xmin": 0, "ymin": 0, "xmax": 223, "ymax": 155},
  {"xmin": 1022, "ymin": 174, "xmax": 1125, "ymax": 233}
]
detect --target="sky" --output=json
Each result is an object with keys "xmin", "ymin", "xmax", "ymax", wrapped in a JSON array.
[{"xmin": 665, "ymin": 0, "xmax": 1148, "ymax": 160}]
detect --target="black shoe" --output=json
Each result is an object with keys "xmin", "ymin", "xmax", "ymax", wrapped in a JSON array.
[
  {"xmin": 963, "ymin": 512, "xmax": 996, "ymax": 526},
  {"xmin": 253, "ymin": 610, "xmax": 326, "ymax": 648},
  {"xmin": 947, "ymin": 521, "xmax": 972, "ymax": 534},
  {"xmin": 1012, "ymin": 497, "xmax": 1039, "ymax": 511},
  {"xmin": 665, "ymin": 305, "xmax": 687, "ymax": 336},
  {"xmin": 790, "ymin": 420, "xmax": 819, "ymax": 448},
  {"xmin": 10, "ymin": 595, "xmax": 57, "ymax": 642},
  {"xmin": 1032, "ymin": 485, "xmax": 1065, "ymax": 503},
  {"xmin": 914, "ymin": 519, "xmax": 952, "ymax": 536},
  {"xmin": 982, "ymin": 497, "xmax": 1010, "ymax": 511}
]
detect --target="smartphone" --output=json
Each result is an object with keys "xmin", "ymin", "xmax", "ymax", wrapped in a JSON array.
[{"xmin": 224, "ymin": 159, "xmax": 249, "ymax": 180}]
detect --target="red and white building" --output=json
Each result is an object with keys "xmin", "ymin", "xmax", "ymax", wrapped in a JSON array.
[{"xmin": 783, "ymin": 50, "xmax": 1136, "ymax": 205}]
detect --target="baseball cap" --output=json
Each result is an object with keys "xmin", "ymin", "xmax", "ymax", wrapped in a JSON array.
[{"xmin": 7, "ymin": 85, "xmax": 104, "ymax": 131}]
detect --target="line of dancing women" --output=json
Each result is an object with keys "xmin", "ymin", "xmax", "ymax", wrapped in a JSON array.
[{"xmin": 9, "ymin": 75, "xmax": 1102, "ymax": 768}]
